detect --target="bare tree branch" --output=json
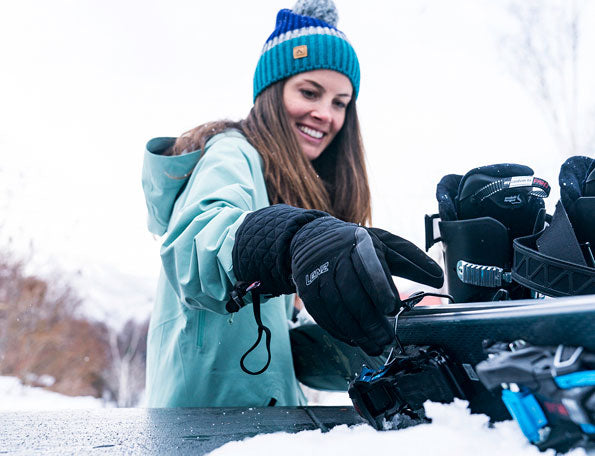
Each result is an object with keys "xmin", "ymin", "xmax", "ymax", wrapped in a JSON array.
[{"xmin": 499, "ymin": 0, "xmax": 594, "ymax": 158}]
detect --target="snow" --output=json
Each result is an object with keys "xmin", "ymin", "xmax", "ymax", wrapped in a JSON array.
[
  {"xmin": 300, "ymin": 387, "xmax": 352, "ymax": 406},
  {"xmin": 0, "ymin": 376, "xmax": 106, "ymax": 411},
  {"xmin": 208, "ymin": 400, "xmax": 588, "ymax": 456},
  {"xmin": 0, "ymin": 376, "xmax": 589, "ymax": 455},
  {"xmin": 0, "ymin": 377, "xmax": 589, "ymax": 455},
  {"xmin": 208, "ymin": 400, "xmax": 587, "ymax": 455}
]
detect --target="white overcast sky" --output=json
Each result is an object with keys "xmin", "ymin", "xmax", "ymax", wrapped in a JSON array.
[{"xmin": 1, "ymin": 0, "xmax": 594, "ymax": 283}]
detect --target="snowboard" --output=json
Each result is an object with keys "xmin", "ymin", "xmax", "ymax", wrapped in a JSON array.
[{"xmin": 289, "ymin": 294, "xmax": 595, "ymax": 421}]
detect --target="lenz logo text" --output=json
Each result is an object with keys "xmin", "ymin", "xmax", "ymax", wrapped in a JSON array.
[{"xmin": 305, "ymin": 262, "xmax": 329, "ymax": 286}]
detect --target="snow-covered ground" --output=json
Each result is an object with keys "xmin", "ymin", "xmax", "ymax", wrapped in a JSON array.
[
  {"xmin": 0, "ymin": 376, "xmax": 106, "ymax": 411},
  {"xmin": 0, "ymin": 378, "xmax": 588, "ymax": 455},
  {"xmin": 209, "ymin": 400, "xmax": 588, "ymax": 456}
]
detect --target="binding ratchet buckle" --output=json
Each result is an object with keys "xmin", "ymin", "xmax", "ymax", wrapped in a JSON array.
[
  {"xmin": 456, "ymin": 260, "xmax": 512, "ymax": 288},
  {"xmin": 348, "ymin": 345, "xmax": 465, "ymax": 429},
  {"xmin": 476, "ymin": 341, "xmax": 595, "ymax": 452},
  {"xmin": 348, "ymin": 291, "xmax": 461, "ymax": 429}
]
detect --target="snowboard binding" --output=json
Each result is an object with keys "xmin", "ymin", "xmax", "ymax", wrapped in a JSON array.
[
  {"xmin": 512, "ymin": 156, "xmax": 595, "ymax": 297},
  {"xmin": 348, "ymin": 292, "xmax": 463, "ymax": 430},
  {"xmin": 348, "ymin": 345, "xmax": 464, "ymax": 430},
  {"xmin": 476, "ymin": 340, "xmax": 595, "ymax": 453},
  {"xmin": 426, "ymin": 164, "xmax": 551, "ymax": 303}
]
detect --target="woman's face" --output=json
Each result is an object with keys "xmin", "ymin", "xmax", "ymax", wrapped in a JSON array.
[{"xmin": 283, "ymin": 69, "xmax": 353, "ymax": 161}]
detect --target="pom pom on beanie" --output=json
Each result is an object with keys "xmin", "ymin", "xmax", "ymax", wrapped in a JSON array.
[{"xmin": 293, "ymin": 0, "xmax": 338, "ymax": 26}]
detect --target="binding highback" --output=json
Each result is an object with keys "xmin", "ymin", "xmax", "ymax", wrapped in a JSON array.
[
  {"xmin": 426, "ymin": 164, "xmax": 550, "ymax": 303},
  {"xmin": 512, "ymin": 156, "xmax": 595, "ymax": 296}
]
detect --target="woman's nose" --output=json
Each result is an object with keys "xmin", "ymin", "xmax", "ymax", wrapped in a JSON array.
[{"xmin": 311, "ymin": 103, "xmax": 332, "ymax": 124}]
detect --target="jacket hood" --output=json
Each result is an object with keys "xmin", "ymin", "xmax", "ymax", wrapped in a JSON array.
[{"xmin": 142, "ymin": 137, "xmax": 200, "ymax": 235}]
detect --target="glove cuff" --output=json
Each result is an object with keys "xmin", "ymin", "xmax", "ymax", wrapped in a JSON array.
[{"xmin": 233, "ymin": 204, "xmax": 329, "ymax": 296}]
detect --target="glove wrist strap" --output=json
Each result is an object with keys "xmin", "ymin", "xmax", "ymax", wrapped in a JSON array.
[{"xmin": 226, "ymin": 281, "xmax": 272, "ymax": 375}]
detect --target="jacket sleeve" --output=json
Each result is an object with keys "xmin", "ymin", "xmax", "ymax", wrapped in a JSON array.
[{"xmin": 159, "ymin": 135, "xmax": 267, "ymax": 314}]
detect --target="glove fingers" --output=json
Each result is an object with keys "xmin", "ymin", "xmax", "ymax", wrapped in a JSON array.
[
  {"xmin": 302, "ymin": 281, "xmax": 353, "ymax": 347},
  {"xmin": 351, "ymin": 227, "xmax": 399, "ymax": 315},
  {"xmin": 300, "ymin": 253, "xmax": 394, "ymax": 356},
  {"xmin": 311, "ymin": 264, "xmax": 373, "ymax": 349},
  {"xmin": 291, "ymin": 220, "xmax": 397, "ymax": 356},
  {"xmin": 333, "ymin": 253, "xmax": 394, "ymax": 356},
  {"xmin": 368, "ymin": 227, "xmax": 444, "ymax": 289}
]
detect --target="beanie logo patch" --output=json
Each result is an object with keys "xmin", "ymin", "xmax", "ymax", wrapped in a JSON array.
[{"xmin": 293, "ymin": 45, "xmax": 308, "ymax": 59}]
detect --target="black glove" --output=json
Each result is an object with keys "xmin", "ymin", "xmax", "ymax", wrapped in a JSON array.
[
  {"xmin": 233, "ymin": 204, "xmax": 444, "ymax": 356},
  {"xmin": 290, "ymin": 217, "xmax": 444, "ymax": 355},
  {"xmin": 233, "ymin": 204, "xmax": 328, "ymax": 296}
]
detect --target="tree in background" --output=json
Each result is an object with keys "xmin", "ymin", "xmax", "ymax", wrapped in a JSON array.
[
  {"xmin": 500, "ymin": 0, "xmax": 595, "ymax": 157},
  {"xmin": 0, "ymin": 248, "xmax": 110, "ymax": 397},
  {"xmin": 104, "ymin": 318, "xmax": 149, "ymax": 407},
  {"xmin": 0, "ymin": 245, "xmax": 148, "ymax": 406}
]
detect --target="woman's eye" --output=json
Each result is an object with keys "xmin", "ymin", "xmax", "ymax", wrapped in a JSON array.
[
  {"xmin": 334, "ymin": 100, "xmax": 347, "ymax": 109},
  {"xmin": 300, "ymin": 89, "xmax": 317, "ymax": 99}
]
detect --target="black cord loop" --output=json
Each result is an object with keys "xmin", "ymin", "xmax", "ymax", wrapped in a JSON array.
[{"xmin": 239, "ymin": 289, "xmax": 272, "ymax": 375}]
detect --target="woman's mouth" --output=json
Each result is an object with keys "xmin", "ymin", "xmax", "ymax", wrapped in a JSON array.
[{"xmin": 297, "ymin": 124, "xmax": 325, "ymax": 140}]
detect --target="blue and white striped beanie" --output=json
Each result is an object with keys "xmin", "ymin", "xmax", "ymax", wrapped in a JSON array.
[{"xmin": 253, "ymin": 0, "xmax": 360, "ymax": 101}]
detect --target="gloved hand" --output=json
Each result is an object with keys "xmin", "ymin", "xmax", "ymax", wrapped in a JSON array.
[
  {"xmin": 290, "ymin": 217, "xmax": 444, "ymax": 356},
  {"xmin": 233, "ymin": 205, "xmax": 444, "ymax": 356}
]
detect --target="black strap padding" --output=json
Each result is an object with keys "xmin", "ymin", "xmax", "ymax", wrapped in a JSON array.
[
  {"xmin": 512, "ymin": 233, "xmax": 595, "ymax": 297},
  {"xmin": 512, "ymin": 201, "xmax": 595, "ymax": 297}
]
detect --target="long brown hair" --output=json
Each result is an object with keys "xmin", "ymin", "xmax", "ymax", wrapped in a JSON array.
[{"xmin": 170, "ymin": 80, "xmax": 371, "ymax": 225}]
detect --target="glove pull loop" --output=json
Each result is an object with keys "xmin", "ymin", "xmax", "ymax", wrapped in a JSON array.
[
  {"xmin": 227, "ymin": 281, "xmax": 272, "ymax": 375},
  {"xmin": 239, "ymin": 288, "xmax": 272, "ymax": 375}
]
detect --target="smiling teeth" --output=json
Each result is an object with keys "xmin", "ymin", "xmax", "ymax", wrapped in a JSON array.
[{"xmin": 298, "ymin": 125, "xmax": 324, "ymax": 139}]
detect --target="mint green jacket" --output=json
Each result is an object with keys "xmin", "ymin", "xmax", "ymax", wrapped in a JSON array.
[{"xmin": 142, "ymin": 130, "xmax": 305, "ymax": 407}]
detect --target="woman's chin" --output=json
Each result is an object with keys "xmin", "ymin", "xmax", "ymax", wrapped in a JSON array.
[{"xmin": 300, "ymin": 145, "xmax": 324, "ymax": 161}]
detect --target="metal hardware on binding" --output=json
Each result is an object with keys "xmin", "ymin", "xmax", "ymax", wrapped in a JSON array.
[{"xmin": 457, "ymin": 260, "xmax": 512, "ymax": 288}]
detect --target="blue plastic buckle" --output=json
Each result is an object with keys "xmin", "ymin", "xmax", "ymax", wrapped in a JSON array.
[
  {"xmin": 357, "ymin": 366, "xmax": 376, "ymax": 382},
  {"xmin": 501, "ymin": 388, "xmax": 548, "ymax": 443},
  {"xmin": 555, "ymin": 370, "xmax": 595, "ymax": 433},
  {"xmin": 357, "ymin": 365, "xmax": 389, "ymax": 383},
  {"xmin": 554, "ymin": 370, "xmax": 595, "ymax": 389}
]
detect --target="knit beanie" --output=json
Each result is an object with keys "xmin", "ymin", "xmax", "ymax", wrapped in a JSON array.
[{"xmin": 253, "ymin": 0, "xmax": 360, "ymax": 101}]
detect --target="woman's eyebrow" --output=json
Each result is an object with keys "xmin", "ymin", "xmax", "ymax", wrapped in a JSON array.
[{"xmin": 303, "ymin": 79, "xmax": 352, "ymax": 98}]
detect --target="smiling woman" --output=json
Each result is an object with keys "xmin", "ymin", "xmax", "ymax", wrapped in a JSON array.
[
  {"xmin": 141, "ymin": 0, "xmax": 443, "ymax": 408},
  {"xmin": 282, "ymin": 70, "xmax": 352, "ymax": 161}
]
